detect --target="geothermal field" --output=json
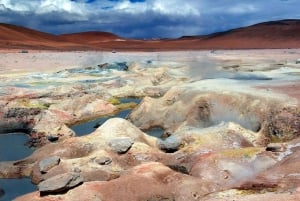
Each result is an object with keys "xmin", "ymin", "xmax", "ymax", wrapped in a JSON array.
[{"xmin": 0, "ymin": 49, "xmax": 299, "ymax": 200}]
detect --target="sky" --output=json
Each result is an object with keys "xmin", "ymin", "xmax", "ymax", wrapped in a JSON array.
[{"xmin": 0, "ymin": 0, "xmax": 300, "ymax": 38}]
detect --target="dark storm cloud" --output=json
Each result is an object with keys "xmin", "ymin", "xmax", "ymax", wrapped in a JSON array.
[{"xmin": 0, "ymin": 0, "xmax": 299, "ymax": 38}]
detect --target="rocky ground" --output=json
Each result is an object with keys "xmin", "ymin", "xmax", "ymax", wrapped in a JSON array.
[{"xmin": 0, "ymin": 50, "xmax": 300, "ymax": 200}]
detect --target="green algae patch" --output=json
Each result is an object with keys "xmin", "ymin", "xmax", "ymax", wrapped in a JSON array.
[
  {"xmin": 215, "ymin": 189, "xmax": 264, "ymax": 198},
  {"xmin": 219, "ymin": 147, "xmax": 264, "ymax": 160},
  {"xmin": 18, "ymin": 99, "xmax": 50, "ymax": 109},
  {"xmin": 107, "ymin": 97, "xmax": 121, "ymax": 105},
  {"xmin": 216, "ymin": 189, "xmax": 256, "ymax": 197},
  {"xmin": 180, "ymin": 136, "xmax": 207, "ymax": 153},
  {"xmin": 116, "ymin": 102, "xmax": 138, "ymax": 110},
  {"xmin": 29, "ymin": 81, "xmax": 67, "ymax": 88},
  {"xmin": 107, "ymin": 96, "xmax": 138, "ymax": 110}
]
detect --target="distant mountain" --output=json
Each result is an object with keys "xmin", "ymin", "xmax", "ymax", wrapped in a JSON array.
[
  {"xmin": 0, "ymin": 19, "xmax": 300, "ymax": 51},
  {"xmin": 178, "ymin": 19, "xmax": 300, "ymax": 49},
  {"xmin": 59, "ymin": 31, "xmax": 122, "ymax": 44},
  {"xmin": 0, "ymin": 23, "xmax": 58, "ymax": 42}
]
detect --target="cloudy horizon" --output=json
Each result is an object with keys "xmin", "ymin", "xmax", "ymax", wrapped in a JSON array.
[{"xmin": 0, "ymin": 0, "xmax": 300, "ymax": 39}]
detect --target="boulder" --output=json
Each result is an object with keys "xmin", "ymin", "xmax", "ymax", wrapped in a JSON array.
[
  {"xmin": 39, "ymin": 156, "xmax": 60, "ymax": 174},
  {"xmin": 38, "ymin": 172, "xmax": 83, "ymax": 195},
  {"xmin": 108, "ymin": 137, "xmax": 134, "ymax": 154},
  {"xmin": 158, "ymin": 136, "xmax": 181, "ymax": 153}
]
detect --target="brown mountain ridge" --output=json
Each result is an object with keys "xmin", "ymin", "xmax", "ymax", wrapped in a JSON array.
[{"xmin": 0, "ymin": 19, "xmax": 300, "ymax": 51}]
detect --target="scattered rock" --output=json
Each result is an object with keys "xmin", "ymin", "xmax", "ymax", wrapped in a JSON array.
[
  {"xmin": 39, "ymin": 156, "xmax": 60, "ymax": 174},
  {"xmin": 94, "ymin": 156, "xmax": 112, "ymax": 165},
  {"xmin": 72, "ymin": 167, "xmax": 81, "ymax": 173},
  {"xmin": 266, "ymin": 143, "xmax": 286, "ymax": 152},
  {"xmin": 20, "ymin": 50, "xmax": 29, "ymax": 53},
  {"xmin": 38, "ymin": 173, "xmax": 83, "ymax": 195},
  {"xmin": 108, "ymin": 137, "xmax": 134, "ymax": 154},
  {"xmin": 47, "ymin": 135, "xmax": 59, "ymax": 142}
]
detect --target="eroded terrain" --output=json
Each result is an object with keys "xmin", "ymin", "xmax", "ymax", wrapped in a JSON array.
[{"xmin": 0, "ymin": 50, "xmax": 300, "ymax": 201}]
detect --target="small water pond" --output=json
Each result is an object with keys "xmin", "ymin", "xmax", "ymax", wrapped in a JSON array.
[
  {"xmin": 145, "ymin": 127, "xmax": 165, "ymax": 138},
  {"xmin": 0, "ymin": 178, "xmax": 36, "ymax": 201},
  {"xmin": 71, "ymin": 97, "xmax": 166, "ymax": 139},
  {"xmin": 0, "ymin": 133, "xmax": 36, "ymax": 201},
  {"xmin": 71, "ymin": 97, "xmax": 142, "ymax": 136},
  {"xmin": 0, "ymin": 133, "xmax": 33, "ymax": 161},
  {"xmin": 71, "ymin": 108, "xmax": 133, "ymax": 136}
]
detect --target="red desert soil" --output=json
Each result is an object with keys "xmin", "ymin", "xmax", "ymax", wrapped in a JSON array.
[
  {"xmin": 257, "ymin": 81, "xmax": 300, "ymax": 102},
  {"xmin": 1, "ymin": 19, "xmax": 300, "ymax": 51}
]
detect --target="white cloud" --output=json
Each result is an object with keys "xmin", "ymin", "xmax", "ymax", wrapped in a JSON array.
[
  {"xmin": 111, "ymin": 0, "xmax": 200, "ymax": 16},
  {"xmin": 0, "ymin": 0, "xmax": 300, "ymax": 38},
  {"xmin": 36, "ymin": 0, "xmax": 85, "ymax": 15},
  {"xmin": 113, "ymin": 0, "xmax": 148, "ymax": 13},
  {"xmin": 151, "ymin": 0, "xmax": 200, "ymax": 16},
  {"xmin": 0, "ymin": 0, "xmax": 87, "ymax": 14},
  {"xmin": 0, "ymin": 0, "xmax": 201, "ymax": 17},
  {"xmin": 0, "ymin": 0, "xmax": 38, "ymax": 12},
  {"xmin": 228, "ymin": 4, "xmax": 258, "ymax": 14}
]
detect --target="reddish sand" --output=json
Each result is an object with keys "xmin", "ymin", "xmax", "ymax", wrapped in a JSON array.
[{"xmin": 1, "ymin": 19, "xmax": 300, "ymax": 51}]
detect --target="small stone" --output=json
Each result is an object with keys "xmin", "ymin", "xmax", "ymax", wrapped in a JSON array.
[
  {"xmin": 47, "ymin": 135, "xmax": 59, "ymax": 142},
  {"xmin": 73, "ymin": 167, "xmax": 81, "ymax": 173},
  {"xmin": 39, "ymin": 156, "xmax": 60, "ymax": 174},
  {"xmin": 108, "ymin": 137, "xmax": 134, "ymax": 154},
  {"xmin": 168, "ymin": 165, "xmax": 189, "ymax": 175},
  {"xmin": 38, "ymin": 173, "xmax": 83, "ymax": 195},
  {"xmin": 134, "ymin": 154, "xmax": 151, "ymax": 162},
  {"xmin": 95, "ymin": 156, "xmax": 112, "ymax": 165},
  {"xmin": 221, "ymin": 170, "xmax": 231, "ymax": 180}
]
